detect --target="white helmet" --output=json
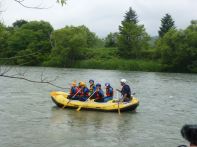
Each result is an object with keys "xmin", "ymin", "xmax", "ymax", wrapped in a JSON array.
[{"xmin": 120, "ymin": 79, "xmax": 126, "ymax": 83}]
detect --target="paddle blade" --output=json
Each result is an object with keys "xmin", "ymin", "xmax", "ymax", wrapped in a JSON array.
[
  {"xmin": 118, "ymin": 102, "xmax": 121, "ymax": 115},
  {"xmin": 76, "ymin": 106, "xmax": 81, "ymax": 111},
  {"xmin": 118, "ymin": 108, "xmax": 121, "ymax": 115}
]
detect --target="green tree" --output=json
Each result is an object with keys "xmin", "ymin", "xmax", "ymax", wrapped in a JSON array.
[
  {"xmin": 123, "ymin": 7, "xmax": 138, "ymax": 24},
  {"xmin": 7, "ymin": 20, "xmax": 53, "ymax": 65},
  {"xmin": 13, "ymin": 19, "xmax": 28, "ymax": 28},
  {"xmin": 105, "ymin": 32, "xmax": 118, "ymax": 47},
  {"xmin": 0, "ymin": 23, "xmax": 10, "ymax": 61},
  {"xmin": 79, "ymin": 25, "xmax": 98, "ymax": 48},
  {"xmin": 158, "ymin": 13, "xmax": 175, "ymax": 37},
  {"xmin": 118, "ymin": 7, "xmax": 150, "ymax": 58},
  {"xmin": 156, "ymin": 20, "xmax": 197, "ymax": 72},
  {"xmin": 46, "ymin": 25, "xmax": 97, "ymax": 67}
]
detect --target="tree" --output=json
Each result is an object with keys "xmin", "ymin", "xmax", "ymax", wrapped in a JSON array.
[
  {"xmin": 117, "ymin": 7, "xmax": 150, "ymax": 58},
  {"xmin": 45, "ymin": 25, "xmax": 97, "ymax": 67},
  {"xmin": 7, "ymin": 20, "xmax": 54, "ymax": 65},
  {"xmin": 105, "ymin": 32, "xmax": 118, "ymax": 47},
  {"xmin": 79, "ymin": 25, "xmax": 98, "ymax": 48},
  {"xmin": 123, "ymin": 7, "xmax": 138, "ymax": 24},
  {"xmin": 13, "ymin": 19, "xmax": 28, "ymax": 28},
  {"xmin": 158, "ymin": 13, "xmax": 175, "ymax": 37},
  {"xmin": 0, "ymin": 23, "xmax": 10, "ymax": 61},
  {"xmin": 156, "ymin": 20, "xmax": 197, "ymax": 72}
]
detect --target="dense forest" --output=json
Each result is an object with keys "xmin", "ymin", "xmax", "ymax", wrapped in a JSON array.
[{"xmin": 0, "ymin": 7, "xmax": 196, "ymax": 73}]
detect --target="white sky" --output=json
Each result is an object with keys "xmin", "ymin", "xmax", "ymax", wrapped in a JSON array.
[{"xmin": 0, "ymin": 0, "xmax": 197, "ymax": 37}]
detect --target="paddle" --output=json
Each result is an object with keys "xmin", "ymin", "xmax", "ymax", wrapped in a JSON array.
[
  {"xmin": 116, "ymin": 91, "xmax": 121, "ymax": 115},
  {"xmin": 62, "ymin": 88, "xmax": 81, "ymax": 108},
  {"xmin": 116, "ymin": 89, "xmax": 136, "ymax": 114},
  {"xmin": 76, "ymin": 90, "xmax": 97, "ymax": 112}
]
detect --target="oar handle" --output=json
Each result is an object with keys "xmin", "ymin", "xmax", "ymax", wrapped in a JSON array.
[
  {"xmin": 76, "ymin": 90, "xmax": 97, "ymax": 112},
  {"xmin": 72, "ymin": 88, "xmax": 81, "ymax": 98},
  {"xmin": 86, "ymin": 90, "xmax": 97, "ymax": 101}
]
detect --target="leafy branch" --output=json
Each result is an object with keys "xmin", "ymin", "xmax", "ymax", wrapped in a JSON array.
[{"xmin": 13, "ymin": 0, "xmax": 67, "ymax": 9}]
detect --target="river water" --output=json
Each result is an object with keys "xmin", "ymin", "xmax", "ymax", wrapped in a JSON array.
[{"xmin": 0, "ymin": 67, "xmax": 196, "ymax": 147}]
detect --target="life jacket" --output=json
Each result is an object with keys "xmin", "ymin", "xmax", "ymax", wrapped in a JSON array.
[
  {"xmin": 70, "ymin": 86, "xmax": 77, "ymax": 96},
  {"xmin": 90, "ymin": 84, "xmax": 96, "ymax": 93},
  {"xmin": 94, "ymin": 89, "xmax": 104, "ymax": 99},
  {"xmin": 121, "ymin": 84, "xmax": 131, "ymax": 98},
  {"xmin": 79, "ymin": 87, "xmax": 89, "ymax": 97},
  {"xmin": 106, "ymin": 87, "xmax": 113, "ymax": 97}
]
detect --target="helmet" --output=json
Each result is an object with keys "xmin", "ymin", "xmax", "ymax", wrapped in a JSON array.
[
  {"xmin": 120, "ymin": 79, "xmax": 126, "ymax": 83},
  {"xmin": 72, "ymin": 82, "xmax": 76, "ymax": 86},
  {"xmin": 105, "ymin": 83, "xmax": 110, "ymax": 87},
  {"xmin": 79, "ymin": 81, "xmax": 85, "ymax": 86},
  {"xmin": 96, "ymin": 83, "xmax": 101, "ymax": 87},
  {"xmin": 89, "ymin": 79, "xmax": 94, "ymax": 83}
]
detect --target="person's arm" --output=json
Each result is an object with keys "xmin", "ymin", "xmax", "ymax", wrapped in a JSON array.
[
  {"xmin": 110, "ymin": 88, "xmax": 113, "ymax": 96},
  {"xmin": 122, "ymin": 85, "xmax": 130, "ymax": 100},
  {"xmin": 95, "ymin": 90, "xmax": 104, "ymax": 100},
  {"xmin": 116, "ymin": 89, "xmax": 121, "ymax": 92},
  {"xmin": 93, "ymin": 86, "xmax": 96, "ymax": 91}
]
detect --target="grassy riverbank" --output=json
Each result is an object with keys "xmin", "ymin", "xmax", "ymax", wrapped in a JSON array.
[
  {"xmin": 72, "ymin": 47, "xmax": 162, "ymax": 72},
  {"xmin": 73, "ymin": 58, "xmax": 161, "ymax": 72}
]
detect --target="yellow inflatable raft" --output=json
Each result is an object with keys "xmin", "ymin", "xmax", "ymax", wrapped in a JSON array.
[{"xmin": 50, "ymin": 91, "xmax": 139, "ymax": 112}]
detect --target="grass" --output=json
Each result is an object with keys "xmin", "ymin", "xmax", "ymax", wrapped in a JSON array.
[
  {"xmin": 73, "ymin": 47, "xmax": 162, "ymax": 72},
  {"xmin": 74, "ymin": 58, "xmax": 162, "ymax": 72}
]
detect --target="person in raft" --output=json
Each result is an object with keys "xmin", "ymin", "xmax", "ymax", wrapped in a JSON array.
[
  {"xmin": 116, "ymin": 79, "xmax": 132, "ymax": 102},
  {"xmin": 67, "ymin": 81, "xmax": 79, "ymax": 100},
  {"xmin": 103, "ymin": 83, "xmax": 113, "ymax": 102},
  {"xmin": 93, "ymin": 83, "xmax": 105, "ymax": 102},
  {"xmin": 177, "ymin": 124, "xmax": 197, "ymax": 147},
  {"xmin": 89, "ymin": 79, "xmax": 96, "ymax": 95},
  {"xmin": 78, "ymin": 82, "xmax": 90, "ymax": 101}
]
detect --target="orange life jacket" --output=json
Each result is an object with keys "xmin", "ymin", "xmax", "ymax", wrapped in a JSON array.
[
  {"xmin": 70, "ymin": 86, "xmax": 77, "ymax": 96},
  {"xmin": 106, "ymin": 87, "xmax": 113, "ymax": 97},
  {"xmin": 79, "ymin": 87, "xmax": 89, "ymax": 97}
]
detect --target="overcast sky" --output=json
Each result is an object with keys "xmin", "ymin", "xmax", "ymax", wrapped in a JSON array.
[{"xmin": 0, "ymin": 0, "xmax": 197, "ymax": 37}]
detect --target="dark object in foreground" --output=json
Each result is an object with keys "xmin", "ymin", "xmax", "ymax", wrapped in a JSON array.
[{"xmin": 180, "ymin": 124, "xmax": 197, "ymax": 147}]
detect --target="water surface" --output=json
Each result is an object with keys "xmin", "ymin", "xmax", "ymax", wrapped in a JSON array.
[{"xmin": 0, "ymin": 67, "xmax": 196, "ymax": 147}]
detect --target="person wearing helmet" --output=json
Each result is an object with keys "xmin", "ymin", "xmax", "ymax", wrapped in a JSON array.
[
  {"xmin": 93, "ymin": 83, "xmax": 104, "ymax": 102},
  {"xmin": 103, "ymin": 83, "xmax": 113, "ymax": 102},
  {"xmin": 78, "ymin": 82, "xmax": 90, "ymax": 101},
  {"xmin": 89, "ymin": 79, "xmax": 96, "ymax": 95},
  {"xmin": 116, "ymin": 79, "xmax": 132, "ymax": 102},
  {"xmin": 178, "ymin": 124, "xmax": 197, "ymax": 147},
  {"xmin": 68, "ymin": 81, "xmax": 80, "ymax": 100}
]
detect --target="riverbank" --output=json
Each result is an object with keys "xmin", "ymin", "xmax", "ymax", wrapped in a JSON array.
[
  {"xmin": 73, "ymin": 58, "xmax": 162, "ymax": 72},
  {"xmin": 71, "ymin": 47, "xmax": 162, "ymax": 72}
]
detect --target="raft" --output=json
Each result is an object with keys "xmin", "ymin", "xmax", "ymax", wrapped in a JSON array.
[{"xmin": 50, "ymin": 91, "xmax": 139, "ymax": 112}]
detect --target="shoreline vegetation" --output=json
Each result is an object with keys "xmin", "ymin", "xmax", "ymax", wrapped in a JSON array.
[{"xmin": 0, "ymin": 7, "xmax": 196, "ymax": 73}]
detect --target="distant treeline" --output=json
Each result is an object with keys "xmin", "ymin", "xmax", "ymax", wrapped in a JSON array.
[{"xmin": 0, "ymin": 7, "xmax": 196, "ymax": 73}]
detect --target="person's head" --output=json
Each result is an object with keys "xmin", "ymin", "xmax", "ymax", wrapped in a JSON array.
[
  {"xmin": 72, "ymin": 82, "xmax": 77, "ymax": 87},
  {"xmin": 89, "ymin": 79, "xmax": 94, "ymax": 85},
  {"xmin": 120, "ymin": 79, "xmax": 127, "ymax": 86},
  {"xmin": 181, "ymin": 124, "xmax": 197, "ymax": 147},
  {"xmin": 79, "ymin": 81, "xmax": 86, "ymax": 88},
  {"xmin": 105, "ymin": 83, "xmax": 110, "ymax": 88},
  {"xmin": 96, "ymin": 83, "xmax": 101, "ymax": 89}
]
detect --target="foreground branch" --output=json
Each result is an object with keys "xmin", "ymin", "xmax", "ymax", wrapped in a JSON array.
[
  {"xmin": 13, "ymin": 0, "xmax": 67, "ymax": 9},
  {"xmin": 0, "ymin": 74, "xmax": 69, "ymax": 90},
  {"xmin": 13, "ymin": 0, "xmax": 52, "ymax": 9}
]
